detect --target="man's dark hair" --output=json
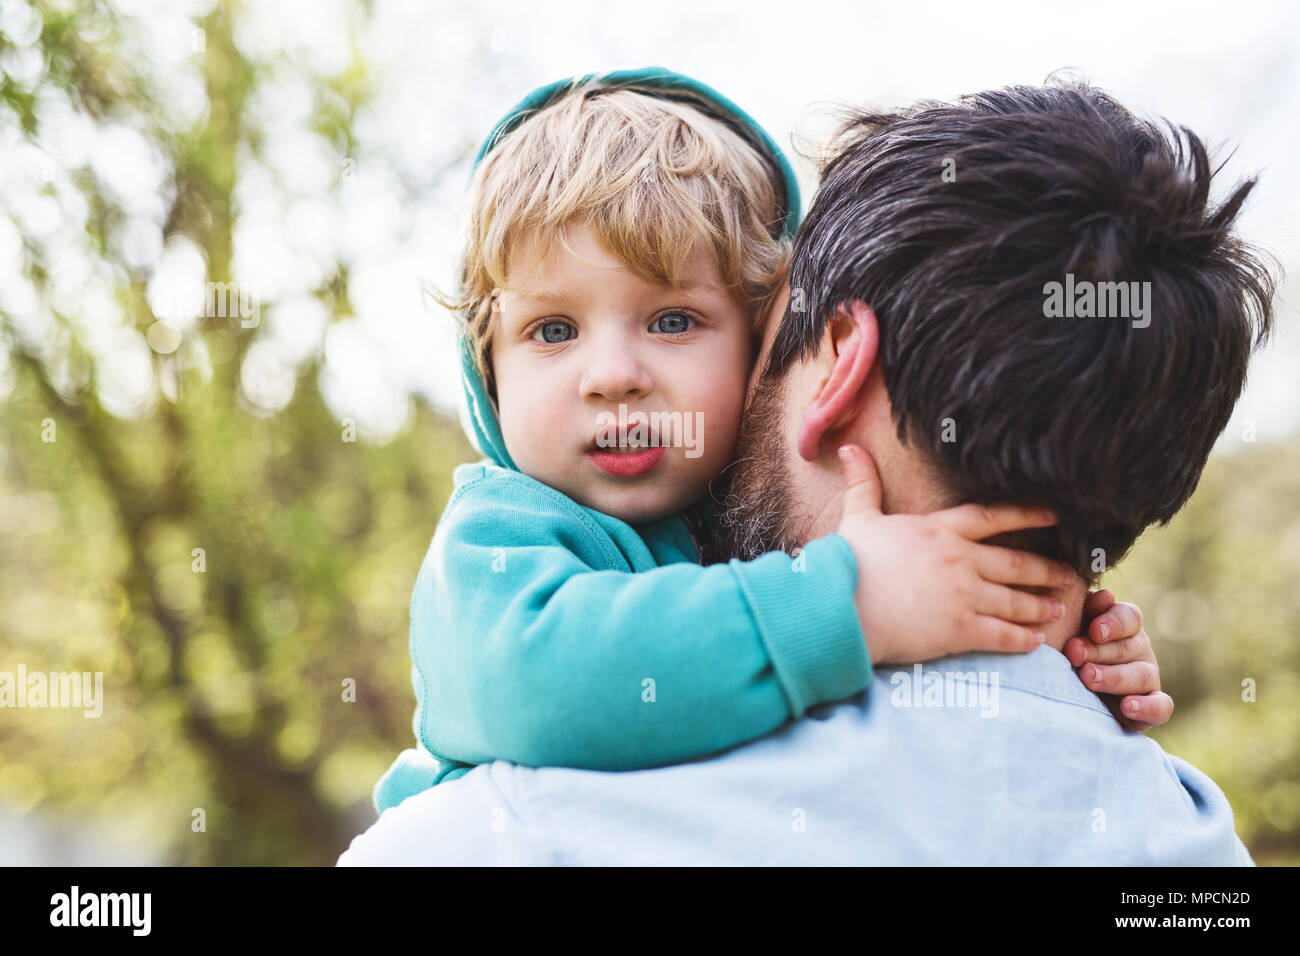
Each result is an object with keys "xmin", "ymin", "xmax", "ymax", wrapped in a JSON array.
[{"xmin": 764, "ymin": 79, "xmax": 1277, "ymax": 580}]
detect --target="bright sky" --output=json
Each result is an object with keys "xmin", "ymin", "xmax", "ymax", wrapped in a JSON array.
[{"xmin": 2, "ymin": 0, "xmax": 1296, "ymax": 447}]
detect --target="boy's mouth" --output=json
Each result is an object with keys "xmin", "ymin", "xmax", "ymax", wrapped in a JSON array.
[
  {"xmin": 587, "ymin": 422, "xmax": 671, "ymax": 477},
  {"xmin": 588, "ymin": 445, "xmax": 666, "ymax": 478},
  {"xmin": 588, "ymin": 425, "xmax": 662, "ymax": 453}
]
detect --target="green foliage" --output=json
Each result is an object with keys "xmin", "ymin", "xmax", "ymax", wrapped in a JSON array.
[
  {"xmin": 1105, "ymin": 439, "xmax": 1300, "ymax": 865},
  {"xmin": 0, "ymin": 0, "xmax": 469, "ymax": 864}
]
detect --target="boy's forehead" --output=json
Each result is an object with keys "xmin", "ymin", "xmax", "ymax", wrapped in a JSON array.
[{"xmin": 504, "ymin": 225, "xmax": 732, "ymax": 300}]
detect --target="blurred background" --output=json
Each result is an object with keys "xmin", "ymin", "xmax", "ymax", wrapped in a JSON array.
[{"xmin": 0, "ymin": 0, "xmax": 1296, "ymax": 865}]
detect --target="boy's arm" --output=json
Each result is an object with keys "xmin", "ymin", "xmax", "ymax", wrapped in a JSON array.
[{"xmin": 413, "ymin": 481, "xmax": 871, "ymax": 773}]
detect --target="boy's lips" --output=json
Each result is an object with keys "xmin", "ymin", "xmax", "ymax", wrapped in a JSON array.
[
  {"xmin": 588, "ymin": 423, "xmax": 662, "ymax": 452},
  {"xmin": 587, "ymin": 446, "xmax": 666, "ymax": 478}
]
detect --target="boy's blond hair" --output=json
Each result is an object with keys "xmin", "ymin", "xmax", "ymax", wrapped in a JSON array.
[{"xmin": 445, "ymin": 80, "xmax": 794, "ymax": 401}]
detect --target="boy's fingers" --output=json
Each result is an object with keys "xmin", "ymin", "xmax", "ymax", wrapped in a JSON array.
[
  {"xmin": 1090, "ymin": 601, "xmax": 1144, "ymax": 642},
  {"xmin": 1080, "ymin": 660, "xmax": 1160, "ymax": 696},
  {"xmin": 1063, "ymin": 636, "xmax": 1090, "ymax": 668},
  {"xmin": 1069, "ymin": 634, "xmax": 1147, "ymax": 666},
  {"xmin": 970, "ymin": 616, "xmax": 1045, "ymax": 654},
  {"xmin": 977, "ymin": 583, "xmax": 1060, "ymax": 624},
  {"xmin": 975, "ymin": 545, "xmax": 1076, "ymax": 589},
  {"xmin": 1071, "ymin": 634, "xmax": 1144, "ymax": 665},
  {"xmin": 1082, "ymin": 588, "xmax": 1116, "ymax": 623},
  {"xmin": 1120, "ymin": 691, "xmax": 1175, "ymax": 728},
  {"xmin": 937, "ymin": 502, "xmax": 1058, "ymax": 541},
  {"xmin": 837, "ymin": 444, "xmax": 883, "ymax": 520}
]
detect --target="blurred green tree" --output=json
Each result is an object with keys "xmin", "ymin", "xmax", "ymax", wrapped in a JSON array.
[{"xmin": 0, "ymin": 0, "xmax": 472, "ymax": 864}]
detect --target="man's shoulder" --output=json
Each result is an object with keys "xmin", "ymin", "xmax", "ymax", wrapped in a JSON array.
[
  {"xmin": 339, "ymin": 761, "xmax": 547, "ymax": 866},
  {"xmin": 342, "ymin": 650, "xmax": 1250, "ymax": 865},
  {"xmin": 514, "ymin": 649, "xmax": 1246, "ymax": 864}
]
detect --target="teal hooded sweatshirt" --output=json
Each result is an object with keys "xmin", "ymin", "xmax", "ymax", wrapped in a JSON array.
[{"xmin": 374, "ymin": 68, "xmax": 872, "ymax": 813}]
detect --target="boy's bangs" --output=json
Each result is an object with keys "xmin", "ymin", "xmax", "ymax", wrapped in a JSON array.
[{"xmin": 478, "ymin": 107, "xmax": 750, "ymax": 294}]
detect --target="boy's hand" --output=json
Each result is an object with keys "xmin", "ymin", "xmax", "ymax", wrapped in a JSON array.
[
  {"xmin": 835, "ymin": 443, "xmax": 1076, "ymax": 666},
  {"xmin": 1065, "ymin": 589, "xmax": 1173, "ymax": 732}
]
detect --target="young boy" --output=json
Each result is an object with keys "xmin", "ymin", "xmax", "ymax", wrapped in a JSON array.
[{"xmin": 375, "ymin": 68, "xmax": 1165, "ymax": 812}]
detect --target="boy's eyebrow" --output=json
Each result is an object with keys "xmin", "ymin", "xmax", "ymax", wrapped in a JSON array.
[
  {"xmin": 509, "ymin": 289, "xmax": 570, "ymax": 304},
  {"xmin": 515, "ymin": 282, "xmax": 727, "ymax": 300},
  {"xmin": 501, "ymin": 278, "xmax": 733, "ymax": 311}
]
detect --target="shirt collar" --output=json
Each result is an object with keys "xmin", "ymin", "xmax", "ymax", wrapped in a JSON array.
[{"xmin": 875, "ymin": 645, "xmax": 1112, "ymax": 718}]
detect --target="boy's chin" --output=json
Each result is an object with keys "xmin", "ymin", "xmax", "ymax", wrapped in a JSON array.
[{"xmin": 586, "ymin": 489, "xmax": 687, "ymax": 526}]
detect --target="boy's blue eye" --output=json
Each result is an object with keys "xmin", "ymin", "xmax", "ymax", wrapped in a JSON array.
[
  {"xmin": 652, "ymin": 312, "xmax": 692, "ymax": 334},
  {"xmin": 533, "ymin": 320, "xmax": 575, "ymax": 344}
]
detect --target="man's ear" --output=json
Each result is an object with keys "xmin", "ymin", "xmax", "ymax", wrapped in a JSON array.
[{"xmin": 796, "ymin": 300, "xmax": 880, "ymax": 461}]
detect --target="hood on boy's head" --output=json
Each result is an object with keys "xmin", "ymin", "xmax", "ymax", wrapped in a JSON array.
[{"xmin": 455, "ymin": 66, "xmax": 804, "ymax": 472}]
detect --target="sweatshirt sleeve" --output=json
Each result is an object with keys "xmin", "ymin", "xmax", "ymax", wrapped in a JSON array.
[{"xmin": 411, "ymin": 476, "xmax": 872, "ymax": 772}]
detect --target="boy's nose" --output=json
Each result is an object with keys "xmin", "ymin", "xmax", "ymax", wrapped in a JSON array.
[{"xmin": 579, "ymin": 350, "xmax": 653, "ymax": 402}]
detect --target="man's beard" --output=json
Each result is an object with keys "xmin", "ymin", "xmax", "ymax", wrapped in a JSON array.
[{"xmin": 715, "ymin": 371, "xmax": 811, "ymax": 562}]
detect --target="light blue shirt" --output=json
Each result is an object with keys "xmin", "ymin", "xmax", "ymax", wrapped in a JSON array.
[{"xmin": 339, "ymin": 646, "xmax": 1252, "ymax": 865}]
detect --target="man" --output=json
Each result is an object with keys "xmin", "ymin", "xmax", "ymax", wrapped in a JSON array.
[{"xmin": 339, "ymin": 81, "xmax": 1274, "ymax": 865}]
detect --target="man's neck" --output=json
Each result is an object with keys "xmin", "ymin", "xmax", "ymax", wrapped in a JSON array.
[{"xmin": 1032, "ymin": 577, "xmax": 1088, "ymax": 652}]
